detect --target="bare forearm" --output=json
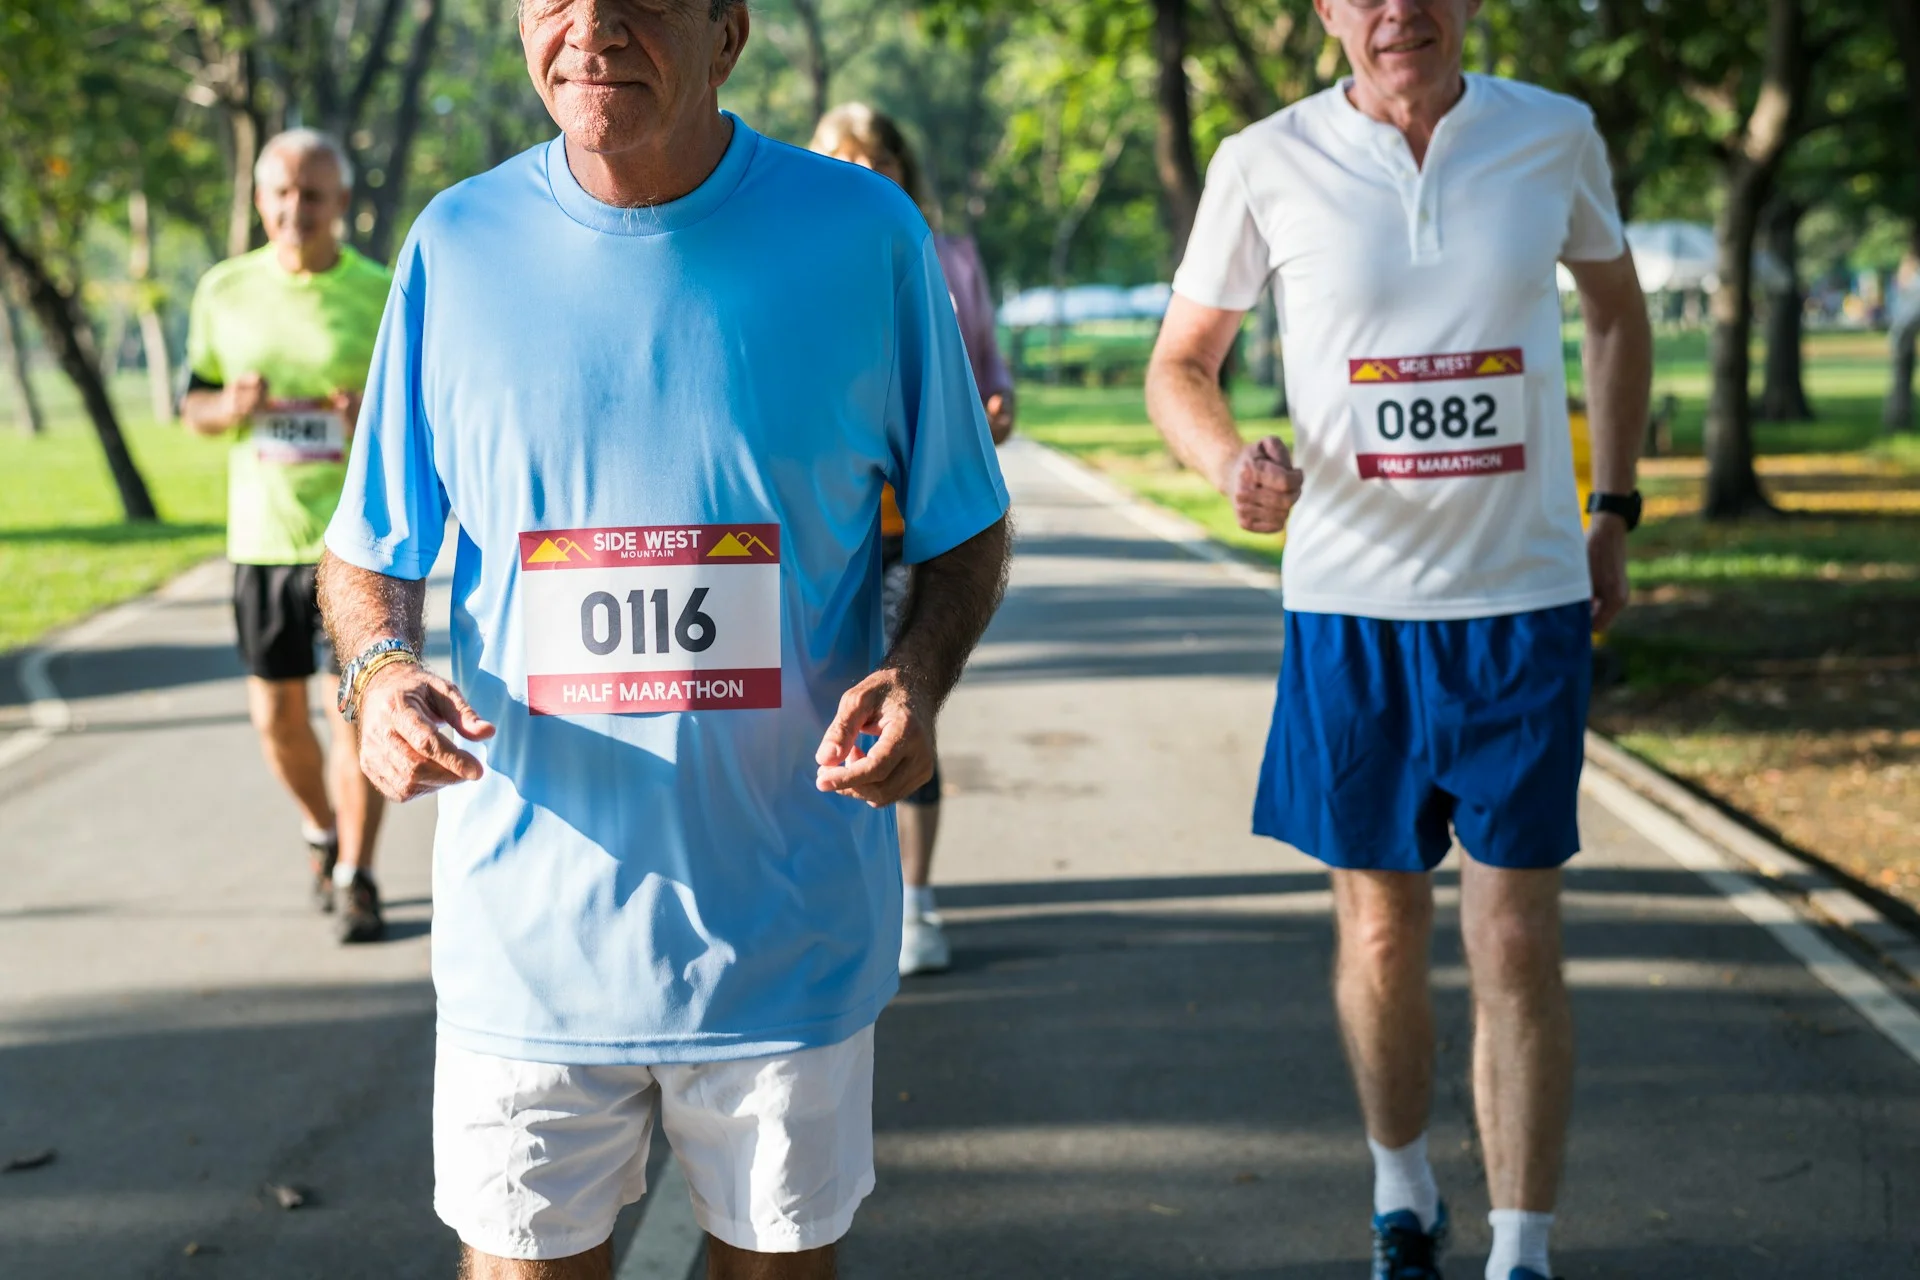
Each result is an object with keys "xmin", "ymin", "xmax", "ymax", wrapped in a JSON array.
[
  {"xmin": 1146, "ymin": 356, "xmax": 1244, "ymax": 492},
  {"xmin": 887, "ymin": 515, "xmax": 1011, "ymax": 709},
  {"xmin": 1582, "ymin": 308, "xmax": 1652, "ymax": 494},
  {"xmin": 317, "ymin": 550, "xmax": 427, "ymax": 661}
]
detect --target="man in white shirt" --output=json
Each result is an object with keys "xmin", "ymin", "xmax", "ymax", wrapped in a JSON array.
[{"xmin": 1146, "ymin": 3, "xmax": 1651, "ymax": 1278}]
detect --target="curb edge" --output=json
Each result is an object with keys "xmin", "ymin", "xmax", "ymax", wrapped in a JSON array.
[{"xmin": 1583, "ymin": 729, "xmax": 1920, "ymax": 987}]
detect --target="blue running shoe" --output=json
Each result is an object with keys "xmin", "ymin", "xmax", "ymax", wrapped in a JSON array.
[
  {"xmin": 1371, "ymin": 1202, "xmax": 1449, "ymax": 1279},
  {"xmin": 1507, "ymin": 1271, "xmax": 1561, "ymax": 1280}
]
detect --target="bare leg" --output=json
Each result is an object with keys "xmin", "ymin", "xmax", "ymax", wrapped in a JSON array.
[
  {"xmin": 325, "ymin": 698, "xmax": 385, "ymax": 874},
  {"xmin": 246, "ymin": 676, "xmax": 333, "ymax": 832},
  {"xmin": 460, "ymin": 1241, "xmax": 611, "ymax": 1279},
  {"xmin": 707, "ymin": 1237, "xmax": 836, "ymax": 1280},
  {"xmin": 1330, "ymin": 869, "xmax": 1436, "ymax": 1148},
  {"xmin": 898, "ymin": 801, "xmax": 939, "ymax": 890},
  {"xmin": 1459, "ymin": 858, "xmax": 1572, "ymax": 1212}
]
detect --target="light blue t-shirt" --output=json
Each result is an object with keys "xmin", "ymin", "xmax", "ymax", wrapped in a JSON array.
[{"xmin": 325, "ymin": 117, "xmax": 1009, "ymax": 1065}]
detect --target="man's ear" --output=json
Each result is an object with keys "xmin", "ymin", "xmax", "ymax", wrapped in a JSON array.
[{"xmin": 710, "ymin": 4, "xmax": 750, "ymax": 90}]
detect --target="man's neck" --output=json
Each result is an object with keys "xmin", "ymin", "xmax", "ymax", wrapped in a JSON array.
[
  {"xmin": 1346, "ymin": 71, "xmax": 1467, "ymax": 168},
  {"xmin": 275, "ymin": 240, "xmax": 343, "ymax": 276},
  {"xmin": 566, "ymin": 110, "xmax": 733, "ymax": 209}
]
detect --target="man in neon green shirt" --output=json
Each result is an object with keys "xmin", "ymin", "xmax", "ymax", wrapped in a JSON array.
[{"xmin": 182, "ymin": 129, "xmax": 394, "ymax": 943}]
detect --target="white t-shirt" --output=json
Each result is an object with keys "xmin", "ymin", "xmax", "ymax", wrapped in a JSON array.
[{"xmin": 1173, "ymin": 75, "xmax": 1627, "ymax": 621}]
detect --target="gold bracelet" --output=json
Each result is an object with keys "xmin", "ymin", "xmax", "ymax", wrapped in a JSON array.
[{"xmin": 349, "ymin": 650, "xmax": 421, "ymax": 712}]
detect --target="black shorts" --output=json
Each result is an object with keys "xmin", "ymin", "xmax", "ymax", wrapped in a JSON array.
[{"xmin": 233, "ymin": 563, "xmax": 337, "ymax": 681}]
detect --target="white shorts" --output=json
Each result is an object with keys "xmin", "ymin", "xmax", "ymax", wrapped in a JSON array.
[{"xmin": 433, "ymin": 1026, "xmax": 876, "ymax": 1261}]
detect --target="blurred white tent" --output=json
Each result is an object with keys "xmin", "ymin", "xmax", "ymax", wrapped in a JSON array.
[
  {"xmin": 1556, "ymin": 221, "xmax": 1788, "ymax": 295},
  {"xmin": 999, "ymin": 283, "xmax": 1171, "ymax": 326}
]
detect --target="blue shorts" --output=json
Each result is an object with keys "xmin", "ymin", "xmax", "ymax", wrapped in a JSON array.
[{"xmin": 1253, "ymin": 603, "xmax": 1592, "ymax": 873}]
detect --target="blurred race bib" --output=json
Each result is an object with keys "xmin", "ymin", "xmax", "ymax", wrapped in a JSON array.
[{"xmin": 253, "ymin": 399, "xmax": 347, "ymax": 464}]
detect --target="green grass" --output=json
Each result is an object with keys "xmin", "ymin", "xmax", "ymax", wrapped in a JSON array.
[{"xmin": 0, "ymin": 370, "xmax": 230, "ymax": 653}]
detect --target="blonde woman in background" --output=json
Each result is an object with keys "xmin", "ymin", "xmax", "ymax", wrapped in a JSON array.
[{"xmin": 811, "ymin": 103, "xmax": 1016, "ymax": 977}]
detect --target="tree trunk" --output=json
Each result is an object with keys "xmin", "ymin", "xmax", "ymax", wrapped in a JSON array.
[
  {"xmin": 362, "ymin": 0, "xmax": 445, "ymax": 263},
  {"xmin": 1757, "ymin": 199, "xmax": 1812, "ymax": 422},
  {"xmin": 227, "ymin": 103, "xmax": 261, "ymax": 259},
  {"xmin": 0, "ymin": 277, "xmax": 46, "ymax": 436},
  {"xmin": 1702, "ymin": 0, "xmax": 1811, "ymax": 520},
  {"xmin": 790, "ymin": 0, "xmax": 832, "ymax": 125},
  {"xmin": 1704, "ymin": 167, "xmax": 1774, "ymax": 518},
  {"xmin": 129, "ymin": 191, "xmax": 175, "ymax": 425},
  {"xmin": 0, "ymin": 214, "xmax": 157, "ymax": 521},
  {"xmin": 1885, "ymin": 0, "xmax": 1920, "ymax": 428},
  {"xmin": 1151, "ymin": 0, "xmax": 1202, "ymax": 263}
]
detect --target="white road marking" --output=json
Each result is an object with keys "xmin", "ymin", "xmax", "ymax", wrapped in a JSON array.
[
  {"xmin": 2, "ymin": 578, "xmax": 175, "ymax": 773},
  {"xmin": 0, "ymin": 727, "xmax": 52, "ymax": 770},
  {"xmin": 1025, "ymin": 439, "xmax": 1920, "ymax": 1072},
  {"xmin": 616, "ymin": 1154, "xmax": 705, "ymax": 1280},
  {"xmin": 1584, "ymin": 768, "xmax": 1920, "ymax": 1069}
]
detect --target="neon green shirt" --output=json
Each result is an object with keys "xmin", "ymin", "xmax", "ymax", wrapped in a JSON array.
[{"xmin": 186, "ymin": 245, "xmax": 393, "ymax": 565}]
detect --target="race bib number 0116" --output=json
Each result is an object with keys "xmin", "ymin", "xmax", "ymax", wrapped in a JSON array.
[
  {"xmin": 1347, "ymin": 348, "xmax": 1528, "ymax": 481},
  {"xmin": 518, "ymin": 523, "xmax": 782, "ymax": 716},
  {"xmin": 253, "ymin": 399, "xmax": 347, "ymax": 464}
]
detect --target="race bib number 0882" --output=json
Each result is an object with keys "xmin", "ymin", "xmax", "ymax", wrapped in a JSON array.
[
  {"xmin": 518, "ymin": 523, "xmax": 782, "ymax": 716},
  {"xmin": 1347, "ymin": 348, "xmax": 1528, "ymax": 481}
]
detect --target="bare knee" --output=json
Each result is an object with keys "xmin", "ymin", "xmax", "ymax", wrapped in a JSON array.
[
  {"xmin": 1334, "ymin": 873, "xmax": 1433, "ymax": 987},
  {"xmin": 1465, "ymin": 905, "xmax": 1562, "ymax": 1003},
  {"xmin": 247, "ymin": 678, "xmax": 309, "ymax": 743}
]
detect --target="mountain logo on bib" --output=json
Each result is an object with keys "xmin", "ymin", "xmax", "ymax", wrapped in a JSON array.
[
  {"xmin": 1476, "ymin": 352, "xmax": 1523, "ymax": 376},
  {"xmin": 527, "ymin": 537, "xmax": 589, "ymax": 565},
  {"xmin": 1351, "ymin": 360, "xmax": 1401, "ymax": 383},
  {"xmin": 708, "ymin": 532, "xmax": 776, "ymax": 559}
]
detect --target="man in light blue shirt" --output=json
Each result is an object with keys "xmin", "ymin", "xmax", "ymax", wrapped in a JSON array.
[{"xmin": 317, "ymin": 2, "xmax": 1010, "ymax": 1274}]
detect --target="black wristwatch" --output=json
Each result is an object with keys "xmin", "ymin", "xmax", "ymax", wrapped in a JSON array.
[{"xmin": 1586, "ymin": 490, "xmax": 1643, "ymax": 532}]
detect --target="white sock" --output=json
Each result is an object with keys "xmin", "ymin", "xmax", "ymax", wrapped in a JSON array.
[
  {"xmin": 1486, "ymin": 1209, "xmax": 1553, "ymax": 1280},
  {"xmin": 302, "ymin": 823, "xmax": 337, "ymax": 849},
  {"xmin": 904, "ymin": 885, "xmax": 937, "ymax": 919},
  {"xmin": 333, "ymin": 861, "xmax": 363, "ymax": 889},
  {"xmin": 1368, "ymin": 1133, "xmax": 1440, "ymax": 1232}
]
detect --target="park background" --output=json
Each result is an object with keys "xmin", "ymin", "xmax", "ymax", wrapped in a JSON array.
[{"xmin": 2, "ymin": 0, "xmax": 1916, "ymax": 915}]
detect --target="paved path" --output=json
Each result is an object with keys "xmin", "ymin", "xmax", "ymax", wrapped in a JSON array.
[{"xmin": 2, "ymin": 441, "xmax": 1917, "ymax": 1277}]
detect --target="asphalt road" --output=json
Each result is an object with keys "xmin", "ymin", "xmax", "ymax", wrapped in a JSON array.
[{"xmin": 2, "ymin": 441, "xmax": 1916, "ymax": 1278}]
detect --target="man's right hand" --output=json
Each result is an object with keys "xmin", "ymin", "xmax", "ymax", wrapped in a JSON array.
[
  {"xmin": 1225, "ymin": 435, "xmax": 1304, "ymax": 534},
  {"xmin": 225, "ymin": 372, "xmax": 270, "ymax": 423},
  {"xmin": 355, "ymin": 662, "xmax": 496, "ymax": 802}
]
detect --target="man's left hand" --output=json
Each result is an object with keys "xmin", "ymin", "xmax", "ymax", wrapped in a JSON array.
[
  {"xmin": 1588, "ymin": 513, "xmax": 1630, "ymax": 631},
  {"xmin": 815, "ymin": 668, "xmax": 935, "ymax": 807},
  {"xmin": 985, "ymin": 392, "xmax": 1015, "ymax": 444}
]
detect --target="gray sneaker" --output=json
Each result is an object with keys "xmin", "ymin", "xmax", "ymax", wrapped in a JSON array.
[
  {"xmin": 337, "ymin": 872, "xmax": 385, "ymax": 944},
  {"xmin": 307, "ymin": 838, "xmax": 339, "ymax": 914}
]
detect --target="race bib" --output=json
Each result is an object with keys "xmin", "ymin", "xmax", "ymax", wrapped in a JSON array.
[
  {"xmin": 518, "ymin": 523, "xmax": 782, "ymax": 716},
  {"xmin": 1347, "ymin": 348, "xmax": 1528, "ymax": 480},
  {"xmin": 253, "ymin": 399, "xmax": 347, "ymax": 463}
]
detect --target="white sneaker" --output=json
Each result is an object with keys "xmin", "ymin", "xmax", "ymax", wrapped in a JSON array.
[{"xmin": 899, "ymin": 913, "xmax": 952, "ymax": 976}]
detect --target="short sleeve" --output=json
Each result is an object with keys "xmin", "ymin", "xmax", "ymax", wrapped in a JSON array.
[
  {"xmin": 889, "ymin": 233, "xmax": 1011, "ymax": 566},
  {"xmin": 324, "ymin": 241, "xmax": 449, "ymax": 581},
  {"xmin": 185, "ymin": 277, "xmax": 222, "ymax": 385},
  {"xmin": 1561, "ymin": 123, "xmax": 1627, "ymax": 263},
  {"xmin": 1171, "ymin": 136, "xmax": 1271, "ymax": 311}
]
